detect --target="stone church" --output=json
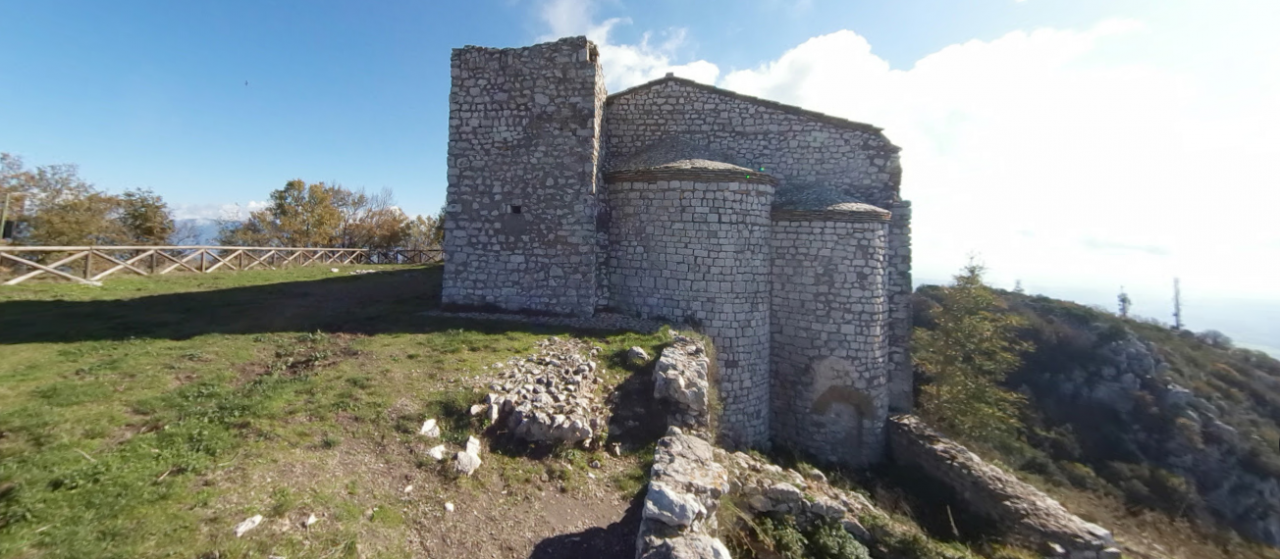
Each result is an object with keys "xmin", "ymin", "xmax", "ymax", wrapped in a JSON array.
[{"xmin": 441, "ymin": 36, "xmax": 912, "ymax": 466}]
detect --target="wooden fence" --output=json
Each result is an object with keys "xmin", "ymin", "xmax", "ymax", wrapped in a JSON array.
[{"xmin": 0, "ymin": 245, "xmax": 443, "ymax": 286}]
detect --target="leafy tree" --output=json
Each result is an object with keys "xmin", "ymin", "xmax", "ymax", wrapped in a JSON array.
[
  {"xmin": 216, "ymin": 208, "xmax": 279, "ymax": 247},
  {"xmin": 914, "ymin": 259, "xmax": 1030, "ymax": 451},
  {"xmin": 403, "ymin": 211, "xmax": 444, "ymax": 251},
  {"xmin": 23, "ymin": 192, "xmax": 127, "ymax": 246},
  {"xmin": 270, "ymin": 180, "xmax": 344, "ymax": 247},
  {"xmin": 117, "ymin": 188, "xmax": 174, "ymax": 244}
]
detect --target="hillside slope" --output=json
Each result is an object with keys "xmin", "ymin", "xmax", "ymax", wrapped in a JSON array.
[{"xmin": 914, "ymin": 286, "xmax": 1280, "ymax": 554}]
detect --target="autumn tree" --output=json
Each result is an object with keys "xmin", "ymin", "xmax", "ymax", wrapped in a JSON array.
[
  {"xmin": 914, "ymin": 259, "xmax": 1031, "ymax": 452},
  {"xmin": 117, "ymin": 188, "xmax": 175, "ymax": 244},
  {"xmin": 22, "ymin": 193, "xmax": 127, "ymax": 246},
  {"xmin": 403, "ymin": 212, "xmax": 443, "ymax": 250}
]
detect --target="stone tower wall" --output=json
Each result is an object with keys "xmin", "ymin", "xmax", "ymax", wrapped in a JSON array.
[
  {"xmin": 886, "ymin": 202, "xmax": 913, "ymax": 413},
  {"xmin": 604, "ymin": 178, "xmax": 774, "ymax": 448},
  {"xmin": 770, "ymin": 216, "xmax": 890, "ymax": 466},
  {"xmin": 442, "ymin": 37, "xmax": 606, "ymax": 316}
]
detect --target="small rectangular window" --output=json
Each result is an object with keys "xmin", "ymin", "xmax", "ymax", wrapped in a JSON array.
[{"xmin": 509, "ymin": 205, "xmax": 523, "ymax": 214}]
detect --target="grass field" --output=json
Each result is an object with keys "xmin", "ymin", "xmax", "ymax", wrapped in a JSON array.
[{"xmin": 0, "ymin": 265, "xmax": 672, "ymax": 559}]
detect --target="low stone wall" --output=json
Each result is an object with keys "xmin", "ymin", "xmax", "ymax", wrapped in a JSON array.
[
  {"xmin": 637, "ymin": 429, "xmax": 733, "ymax": 559},
  {"xmin": 637, "ymin": 332, "xmax": 732, "ymax": 559},
  {"xmin": 652, "ymin": 333, "xmax": 714, "ymax": 435},
  {"xmin": 887, "ymin": 415, "xmax": 1120, "ymax": 558}
]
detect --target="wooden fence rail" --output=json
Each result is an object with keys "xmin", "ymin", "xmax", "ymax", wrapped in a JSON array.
[{"xmin": 0, "ymin": 245, "xmax": 442, "ymax": 286}]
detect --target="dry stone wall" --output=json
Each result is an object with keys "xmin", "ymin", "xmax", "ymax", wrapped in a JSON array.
[
  {"xmin": 442, "ymin": 37, "xmax": 606, "ymax": 316},
  {"xmin": 888, "ymin": 415, "xmax": 1121, "ymax": 558},
  {"xmin": 605, "ymin": 177, "xmax": 774, "ymax": 448},
  {"xmin": 770, "ymin": 216, "xmax": 890, "ymax": 466}
]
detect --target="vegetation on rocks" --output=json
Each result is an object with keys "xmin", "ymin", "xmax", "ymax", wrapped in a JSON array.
[{"xmin": 912, "ymin": 262, "xmax": 1280, "ymax": 559}]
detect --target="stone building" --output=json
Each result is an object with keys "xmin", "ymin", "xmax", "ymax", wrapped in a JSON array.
[{"xmin": 442, "ymin": 36, "xmax": 912, "ymax": 466}]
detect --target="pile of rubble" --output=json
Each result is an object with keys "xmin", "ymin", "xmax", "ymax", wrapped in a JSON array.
[{"xmin": 477, "ymin": 337, "xmax": 609, "ymax": 446}]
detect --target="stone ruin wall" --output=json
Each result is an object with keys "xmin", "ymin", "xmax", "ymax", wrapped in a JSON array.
[
  {"xmin": 604, "ymin": 79, "xmax": 912, "ymax": 456},
  {"xmin": 770, "ymin": 215, "xmax": 890, "ymax": 465},
  {"xmin": 443, "ymin": 38, "xmax": 913, "ymax": 464},
  {"xmin": 605, "ymin": 177, "xmax": 774, "ymax": 448},
  {"xmin": 886, "ymin": 202, "xmax": 913, "ymax": 413},
  {"xmin": 442, "ymin": 37, "xmax": 606, "ymax": 316}
]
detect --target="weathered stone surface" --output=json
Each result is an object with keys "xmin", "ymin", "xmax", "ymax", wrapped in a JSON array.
[
  {"xmin": 636, "ymin": 531, "xmax": 732, "ymax": 559},
  {"xmin": 426, "ymin": 444, "xmax": 447, "ymax": 461},
  {"xmin": 442, "ymin": 36, "xmax": 605, "ymax": 317},
  {"xmin": 442, "ymin": 35, "xmax": 913, "ymax": 461},
  {"xmin": 652, "ymin": 334, "xmax": 712, "ymax": 432},
  {"xmin": 628, "ymin": 346, "xmax": 651, "ymax": 362},
  {"xmin": 643, "ymin": 482, "xmax": 706, "ymax": 527},
  {"xmin": 453, "ymin": 451, "xmax": 482, "ymax": 476},
  {"xmin": 888, "ymin": 414, "xmax": 1114, "ymax": 554},
  {"xmin": 479, "ymin": 337, "xmax": 608, "ymax": 446},
  {"xmin": 419, "ymin": 418, "xmax": 440, "ymax": 438}
]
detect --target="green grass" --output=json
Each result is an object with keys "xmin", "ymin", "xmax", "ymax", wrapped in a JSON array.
[{"xmin": 0, "ymin": 264, "xmax": 671, "ymax": 558}]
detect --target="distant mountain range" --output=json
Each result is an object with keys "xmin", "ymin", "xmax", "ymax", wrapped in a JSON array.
[{"xmin": 171, "ymin": 218, "xmax": 223, "ymax": 246}]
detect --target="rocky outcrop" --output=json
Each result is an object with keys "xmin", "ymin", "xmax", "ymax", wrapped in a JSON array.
[
  {"xmin": 479, "ymin": 337, "xmax": 609, "ymax": 446},
  {"xmin": 1022, "ymin": 332, "xmax": 1280, "ymax": 545},
  {"xmin": 652, "ymin": 334, "xmax": 713, "ymax": 434},
  {"xmin": 888, "ymin": 415, "xmax": 1118, "ymax": 557}
]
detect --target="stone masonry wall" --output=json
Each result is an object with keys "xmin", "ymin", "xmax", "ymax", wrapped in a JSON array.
[
  {"xmin": 605, "ymin": 178, "xmax": 773, "ymax": 448},
  {"xmin": 886, "ymin": 202, "xmax": 913, "ymax": 413},
  {"xmin": 442, "ymin": 37, "xmax": 605, "ymax": 316},
  {"xmin": 771, "ymin": 216, "xmax": 890, "ymax": 466},
  {"xmin": 604, "ymin": 79, "xmax": 901, "ymax": 208},
  {"xmin": 605, "ymin": 77, "xmax": 914, "ymax": 423}
]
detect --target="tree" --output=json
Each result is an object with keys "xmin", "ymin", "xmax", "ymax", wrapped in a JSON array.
[
  {"xmin": 23, "ymin": 192, "xmax": 127, "ymax": 246},
  {"xmin": 218, "ymin": 180, "xmax": 345, "ymax": 247},
  {"xmin": 117, "ymin": 188, "xmax": 174, "ymax": 244},
  {"xmin": 270, "ymin": 180, "xmax": 344, "ymax": 247},
  {"xmin": 1118, "ymin": 287, "xmax": 1132, "ymax": 318},
  {"xmin": 403, "ymin": 213, "xmax": 443, "ymax": 250},
  {"xmin": 913, "ymin": 259, "xmax": 1030, "ymax": 450}
]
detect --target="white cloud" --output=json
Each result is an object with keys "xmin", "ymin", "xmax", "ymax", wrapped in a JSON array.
[
  {"xmin": 717, "ymin": 21, "xmax": 1280, "ymax": 308},
  {"xmin": 173, "ymin": 201, "xmax": 268, "ymax": 221},
  {"xmin": 536, "ymin": 0, "xmax": 719, "ymax": 90}
]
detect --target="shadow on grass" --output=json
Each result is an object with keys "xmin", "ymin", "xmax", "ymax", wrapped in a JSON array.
[
  {"xmin": 0, "ymin": 266, "xmax": 628, "ymax": 345},
  {"xmin": 526, "ymin": 490, "xmax": 647, "ymax": 559}
]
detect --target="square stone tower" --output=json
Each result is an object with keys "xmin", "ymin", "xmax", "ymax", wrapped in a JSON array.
[{"xmin": 441, "ymin": 37, "xmax": 607, "ymax": 316}]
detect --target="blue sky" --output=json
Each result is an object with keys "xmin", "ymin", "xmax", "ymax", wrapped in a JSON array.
[{"xmin": 2, "ymin": 0, "xmax": 1277, "ymax": 351}]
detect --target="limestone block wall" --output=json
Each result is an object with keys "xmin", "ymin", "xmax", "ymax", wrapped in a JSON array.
[
  {"xmin": 770, "ymin": 215, "xmax": 890, "ymax": 466},
  {"xmin": 886, "ymin": 202, "xmax": 913, "ymax": 413},
  {"xmin": 605, "ymin": 177, "xmax": 774, "ymax": 448},
  {"xmin": 442, "ymin": 37, "xmax": 605, "ymax": 316},
  {"xmin": 604, "ymin": 79, "xmax": 901, "ymax": 208}
]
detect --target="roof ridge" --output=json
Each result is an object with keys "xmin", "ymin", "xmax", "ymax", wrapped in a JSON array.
[{"xmin": 605, "ymin": 76, "xmax": 886, "ymax": 136}]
